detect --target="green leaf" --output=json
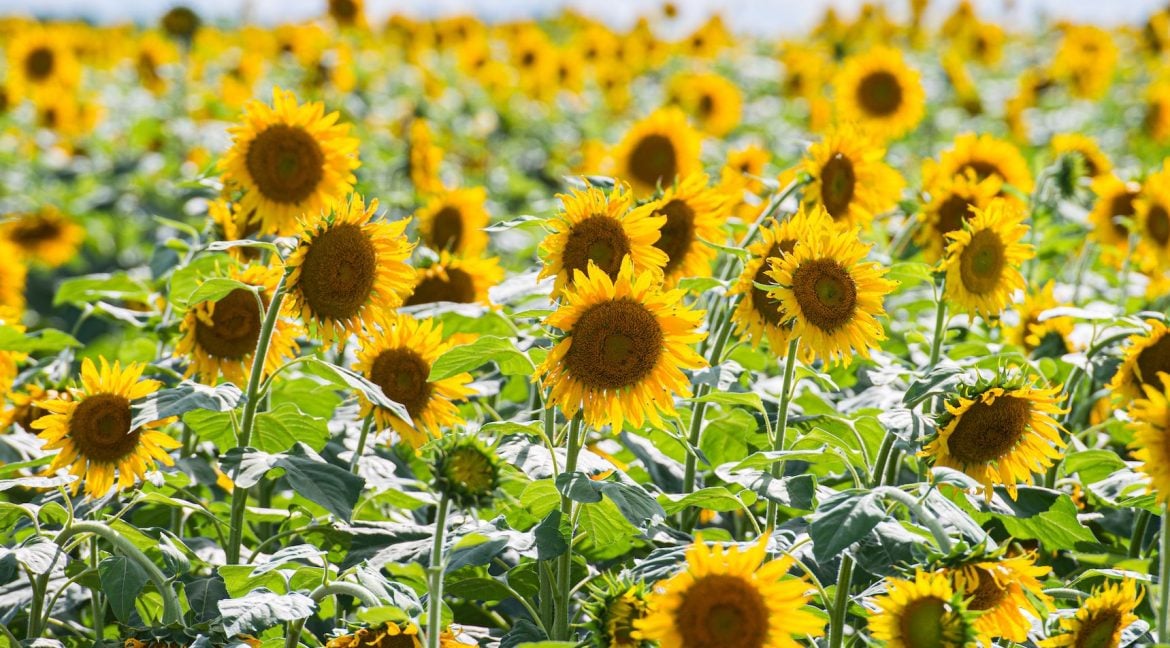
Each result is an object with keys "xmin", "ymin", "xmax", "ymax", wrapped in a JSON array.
[
  {"xmin": 185, "ymin": 575, "xmax": 229, "ymax": 624},
  {"xmin": 99, "ymin": 556, "xmax": 149, "ymax": 623},
  {"xmin": 576, "ymin": 498, "xmax": 639, "ymax": 560},
  {"xmin": 182, "ymin": 409, "xmax": 235, "ymax": 452},
  {"xmin": 1063, "ymin": 450, "xmax": 1128, "ymax": 484},
  {"xmin": 661, "ymin": 487, "xmax": 748, "ymax": 515},
  {"xmin": 205, "ymin": 239, "xmax": 280, "ymax": 255},
  {"xmin": 521, "ymin": 480, "xmax": 560, "ymax": 519},
  {"xmin": 429, "ymin": 335, "xmax": 533, "ymax": 381},
  {"xmin": 954, "ymin": 486, "xmax": 1097, "ymax": 551},
  {"xmin": 808, "ymin": 489, "xmax": 887, "ymax": 563},
  {"xmin": 221, "ymin": 443, "xmax": 366, "ymax": 521},
  {"xmin": 132, "ymin": 381, "xmax": 243, "ymax": 429},
  {"xmin": 55, "ymin": 273, "xmax": 152, "ymax": 307},
  {"xmin": 555, "ymin": 472, "xmax": 602, "ymax": 504},
  {"xmin": 184, "ymin": 277, "xmax": 255, "ymax": 307},
  {"xmin": 0, "ymin": 327, "xmax": 80, "ymax": 353},
  {"xmin": 887, "ymin": 262, "xmax": 935, "ymax": 288},
  {"xmin": 253, "ymin": 403, "xmax": 329, "ymax": 453},
  {"xmin": 555, "ymin": 473, "xmax": 664, "ymax": 526},
  {"xmin": 446, "ymin": 575, "xmax": 515, "ymax": 601},
  {"xmin": 218, "ymin": 588, "xmax": 316, "ymax": 635},
  {"xmin": 535, "ymin": 510, "xmax": 568, "ymax": 561},
  {"xmin": 303, "ymin": 358, "xmax": 412, "ymax": 424},
  {"xmin": 484, "ymin": 214, "xmax": 543, "ymax": 232}
]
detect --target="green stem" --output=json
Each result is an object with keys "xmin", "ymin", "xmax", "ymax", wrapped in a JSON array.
[
  {"xmin": 765, "ymin": 338, "xmax": 800, "ymax": 530},
  {"xmin": 428, "ymin": 493, "xmax": 451, "ymax": 648},
  {"xmin": 1131, "ymin": 509, "xmax": 1152, "ymax": 559},
  {"xmin": 828, "ymin": 553, "xmax": 854, "ymax": 648},
  {"xmin": 539, "ymin": 561, "xmax": 556, "ymax": 633},
  {"xmin": 927, "ymin": 290, "xmax": 948, "ymax": 369},
  {"xmin": 285, "ymin": 582, "xmax": 382, "ymax": 648},
  {"xmin": 55, "ymin": 521, "xmax": 182, "ymax": 625},
  {"xmin": 872, "ymin": 487, "xmax": 952, "ymax": 554},
  {"xmin": 349, "ymin": 413, "xmax": 374, "ymax": 474},
  {"xmin": 554, "ymin": 416, "xmax": 584, "ymax": 641},
  {"xmin": 226, "ymin": 275, "xmax": 288, "ymax": 565}
]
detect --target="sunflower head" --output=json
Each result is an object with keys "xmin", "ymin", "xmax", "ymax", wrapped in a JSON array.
[
  {"xmin": 1009, "ymin": 280, "xmax": 1075, "ymax": 358},
  {"xmin": 634, "ymin": 535, "xmax": 826, "ymax": 648},
  {"xmin": 937, "ymin": 549, "xmax": 1052, "ymax": 643},
  {"xmin": 325, "ymin": 622, "xmax": 421, "ymax": 648},
  {"xmin": 942, "ymin": 198, "xmax": 1034, "ymax": 321},
  {"xmin": 916, "ymin": 169, "xmax": 1002, "ymax": 263},
  {"xmin": 667, "ymin": 72, "xmax": 743, "ymax": 137},
  {"xmin": 161, "ymin": 6, "xmax": 201, "ymax": 41},
  {"xmin": 868, "ymin": 570, "xmax": 981, "ymax": 648},
  {"xmin": 584, "ymin": 574, "xmax": 654, "ymax": 648},
  {"xmin": 1040, "ymin": 579, "xmax": 1142, "ymax": 648},
  {"xmin": 833, "ymin": 46, "xmax": 925, "ymax": 139},
  {"xmin": 0, "ymin": 206, "xmax": 84, "ymax": 269},
  {"xmin": 404, "ymin": 252, "xmax": 503, "ymax": 307},
  {"xmin": 1088, "ymin": 174, "xmax": 1139, "ymax": 253},
  {"xmin": 31, "ymin": 358, "xmax": 180, "ymax": 498},
  {"xmin": 285, "ymin": 195, "xmax": 416, "ymax": 343},
  {"xmin": 925, "ymin": 133, "xmax": 1034, "ymax": 196},
  {"xmin": 1127, "ymin": 372, "xmax": 1170, "ymax": 506},
  {"xmin": 648, "ymin": 173, "xmax": 730, "ymax": 284},
  {"xmin": 415, "ymin": 186, "xmax": 490, "ymax": 256},
  {"xmin": 432, "ymin": 435, "xmax": 502, "ymax": 508},
  {"xmin": 612, "ymin": 108, "xmax": 703, "ymax": 197},
  {"xmin": 922, "ymin": 370, "xmax": 1066, "ymax": 500},
  {"xmin": 801, "ymin": 124, "xmax": 905, "ymax": 230},
  {"xmin": 1108, "ymin": 319, "xmax": 1170, "ymax": 405}
]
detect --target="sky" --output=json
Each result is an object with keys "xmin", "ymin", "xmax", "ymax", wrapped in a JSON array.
[{"xmin": 0, "ymin": 0, "xmax": 1165, "ymax": 35}]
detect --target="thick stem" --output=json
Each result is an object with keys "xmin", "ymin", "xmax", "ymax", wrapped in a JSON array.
[
  {"xmin": 554, "ymin": 416, "xmax": 584, "ymax": 641},
  {"xmin": 55, "ymin": 521, "xmax": 182, "ymax": 625},
  {"xmin": 348, "ymin": 413, "xmax": 374, "ymax": 474},
  {"xmin": 1131, "ymin": 510, "xmax": 1152, "ymax": 559},
  {"xmin": 285, "ymin": 582, "xmax": 382, "ymax": 648},
  {"xmin": 765, "ymin": 338, "xmax": 801, "ymax": 530},
  {"xmin": 1160, "ymin": 506, "xmax": 1170, "ymax": 644},
  {"xmin": 927, "ymin": 291, "xmax": 948, "ymax": 369},
  {"xmin": 828, "ymin": 554, "xmax": 854, "ymax": 648},
  {"xmin": 872, "ymin": 487, "xmax": 953, "ymax": 554},
  {"xmin": 427, "ymin": 494, "xmax": 451, "ymax": 648},
  {"xmin": 226, "ymin": 276, "xmax": 288, "ymax": 565}
]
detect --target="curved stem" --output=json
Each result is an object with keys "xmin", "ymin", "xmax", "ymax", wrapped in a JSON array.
[
  {"xmin": 226, "ymin": 275, "xmax": 289, "ymax": 565},
  {"xmin": 872, "ymin": 487, "xmax": 953, "ymax": 555},
  {"xmin": 55, "ymin": 521, "xmax": 182, "ymax": 625},
  {"xmin": 285, "ymin": 582, "xmax": 383, "ymax": 648},
  {"xmin": 428, "ymin": 493, "xmax": 452, "ymax": 648},
  {"xmin": 765, "ymin": 338, "xmax": 801, "ymax": 530}
]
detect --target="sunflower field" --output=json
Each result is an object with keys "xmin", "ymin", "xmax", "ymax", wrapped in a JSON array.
[{"xmin": 5, "ymin": 0, "xmax": 1170, "ymax": 645}]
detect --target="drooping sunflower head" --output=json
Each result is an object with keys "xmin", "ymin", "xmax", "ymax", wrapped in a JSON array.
[
  {"xmin": 31, "ymin": 358, "xmax": 180, "ymax": 499},
  {"xmin": 176, "ymin": 264, "xmax": 301, "ymax": 387},
  {"xmin": 939, "ymin": 551, "xmax": 1052, "ymax": 643},
  {"xmin": 325, "ymin": 622, "xmax": 421, "ymax": 648},
  {"xmin": 867, "ymin": 570, "xmax": 980, "ymax": 648},
  {"xmin": 922, "ymin": 372, "xmax": 1066, "ymax": 500},
  {"xmin": 926, "ymin": 132, "xmax": 1034, "ymax": 197},
  {"xmin": 612, "ymin": 108, "xmax": 703, "ymax": 197},
  {"xmin": 285, "ymin": 195, "xmax": 416, "ymax": 343},
  {"xmin": 1109, "ymin": 319, "xmax": 1170, "ymax": 406},
  {"xmin": 415, "ymin": 186, "xmax": 490, "ymax": 256},
  {"xmin": 765, "ymin": 218, "xmax": 898, "ymax": 366},
  {"xmin": 1, "ymin": 206, "xmax": 85, "ymax": 269},
  {"xmin": 404, "ymin": 252, "xmax": 503, "ymax": 308},
  {"xmin": 635, "ymin": 535, "xmax": 826, "ymax": 648},
  {"xmin": 585, "ymin": 575, "xmax": 654, "ymax": 648},
  {"xmin": 941, "ymin": 198, "xmax": 1034, "ymax": 321},
  {"xmin": 833, "ymin": 45, "xmax": 925, "ymax": 139},
  {"xmin": 1127, "ymin": 373, "xmax": 1170, "ymax": 506},
  {"xmin": 1088, "ymin": 174, "xmax": 1139, "ymax": 254},
  {"xmin": 1008, "ymin": 280, "xmax": 1075, "ymax": 358},
  {"xmin": 1040, "ymin": 579, "xmax": 1142, "ymax": 648},
  {"xmin": 536, "ymin": 257, "xmax": 707, "ymax": 431},
  {"xmin": 648, "ymin": 173, "xmax": 730, "ymax": 284},
  {"xmin": 538, "ymin": 181, "xmax": 667, "ymax": 298},
  {"xmin": 220, "ymin": 87, "xmax": 359, "ymax": 236},
  {"xmin": 915, "ymin": 169, "xmax": 1002, "ymax": 263},
  {"xmin": 667, "ymin": 72, "xmax": 742, "ymax": 138},
  {"xmin": 730, "ymin": 206, "xmax": 837, "ymax": 350},
  {"xmin": 800, "ymin": 124, "xmax": 905, "ymax": 230},
  {"xmin": 353, "ymin": 314, "xmax": 475, "ymax": 449},
  {"xmin": 432, "ymin": 434, "xmax": 502, "ymax": 508},
  {"xmin": 1051, "ymin": 133, "xmax": 1111, "ymax": 181}
]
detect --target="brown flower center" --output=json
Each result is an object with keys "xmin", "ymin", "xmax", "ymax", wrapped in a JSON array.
[
  {"xmin": 946, "ymin": 394, "xmax": 1031, "ymax": 464},
  {"xmin": 563, "ymin": 298, "xmax": 663, "ymax": 391},
  {"xmin": 654, "ymin": 199, "xmax": 696, "ymax": 275},
  {"xmin": 628, "ymin": 134, "xmax": 678, "ymax": 191},
  {"xmin": 329, "ymin": 0, "xmax": 358, "ymax": 24},
  {"xmin": 299, "ymin": 223, "xmax": 377, "ymax": 321},
  {"xmin": 70, "ymin": 393, "xmax": 140, "ymax": 463},
  {"xmin": 7, "ymin": 215, "xmax": 63, "ymax": 247},
  {"xmin": 1107, "ymin": 190, "xmax": 1137, "ymax": 239},
  {"xmin": 194, "ymin": 288, "xmax": 262, "ymax": 360},
  {"xmin": 959, "ymin": 160, "xmax": 1001, "ymax": 183},
  {"xmin": 428, "ymin": 206, "xmax": 464, "ymax": 252},
  {"xmin": 857, "ymin": 70, "xmax": 903, "ymax": 117},
  {"xmin": 1073, "ymin": 611, "xmax": 1122, "ymax": 648},
  {"xmin": 369, "ymin": 347, "xmax": 432, "ymax": 418},
  {"xmin": 791, "ymin": 258, "xmax": 858, "ymax": 332},
  {"xmin": 673, "ymin": 574, "xmax": 768, "ymax": 648},
  {"xmin": 25, "ymin": 46, "xmax": 55, "ymax": 82},
  {"xmin": 1146, "ymin": 204, "xmax": 1170, "ymax": 246},
  {"xmin": 751, "ymin": 241, "xmax": 795, "ymax": 327},
  {"xmin": 935, "ymin": 195, "xmax": 973, "ymax": 240},
  {"xmin": 958, "ymin": 229, "xmax": 1006, "ymax": 295},
  {"xmin": 563, "ymin": 215, "xmax": 631, "ymax": 280},
  {"xmin": 404, "ymin": 268, "xmax": 477, "ymax": 306},
  {"xmin": 244, "ymin": 124, "xmax": 325, "ymax": 205},
  {"xmin": 897, "ymin": 596, "xmax": 949, "ymax": 648},
  {"xmin": 964, "ymin": 568, "xmax": 1007, "ymax": 612},
  {"xmin": 820, "ymin": 153, "xmax": 856, "ymax": 219},
  {"xmin": 1135, "ymin": 334, "xmax": 1170, "ymax": 391}
]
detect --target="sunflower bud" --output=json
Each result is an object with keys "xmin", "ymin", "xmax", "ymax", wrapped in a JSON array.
[{"xmin": 432, "ymin": 436, "xmax": 501, "ymax": 508}]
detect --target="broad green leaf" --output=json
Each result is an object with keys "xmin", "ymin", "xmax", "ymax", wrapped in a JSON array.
[
  {"xmin": 253, "ymin": 403, "xmax": 329, "ymax": 453},
  {"xmin": 184, "ymin": 277, "xmax": 255, "ymax": 307},
  {"xmin": 55, "ymin": 273, "xmax": 152, "ymax": 307},
  {"xmin": 0, "ymin": 327, "xmax": 80, "ymax": 353},
  {"xmin": 808, "ymin": 489, "xmax": 886, "ymax": 563},
  {"xmin": 99, "ymin": 556, "xmax": 149, "ymax": 623},
  {"xmin": 221, "ymin": 444, "xmax": 365, "ymax": 521},
  {"xmin": 429, "ymin": 335, "xmax": 533, "ymax": 381},
  {"xmin": 661, "ymin": 487, "xmax": 749, "ymax": 515},
  {"xmin": 535, "ymin": 510, "xmax": 568, "ymax": 560},
  {"xmin": 182, "ymin": 408, "xmax": 235, "ymax": 452},
  {"xmin": 303, "ymin": 358, "xmax": 412, "ymax": 423},
  {"xmin": 132, "ymin": 381, "xmax": 243, "ymax": 429},
  {"xmin": 218, "ymin": 588, "xmax": 316, "ymax": 635}
]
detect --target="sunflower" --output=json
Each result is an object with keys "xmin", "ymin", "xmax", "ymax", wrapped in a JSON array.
[
  {"xmin": 1135, "ymin": 167, "xmax": 1170, "ymax": 266},
  {"xmin": 432, "ymin": 434, "xmax": 501, "ymax": 508},
  {"xmin": 536, "ymin": 257, "xmax": 705, "ymax": 431},
  {"xmin": 942, "ymin": 198, "xmax": 1034, "ymax": 321},
  {"xmin": 1040, "ymin": 579, "xmax": 1142, "ymax": 648},
  {"xmin": 832, "ymin": 46, "xmax": 925, "ymax": 139},
  {"xmin": 915, "ymin": 170, "xmax": 1002, "ymax": 263},
  {"xmin": 325, "ymin": 622, "xmax": 462, "ymax": 648},
  {"xmin": 285, "ymin": 195, "xmax": 416, "ymax": 343},
  {"xmin": 220, "ymin": 87, "xmax": 359, "ymax": 236},
  {"xmin": 634, "ymin": 535, "xmax": 825, "ymax": 648},
  {"xmin": 922, "ymin": 378, "xmax": 1065, "ymax": 500},
  {"xmin": 720, "ymin": 145, "xmax": 770, "ymax": 196},
  {"xmin": 799, "ymin": 124, "xmax": 905, "ymax": 230},
  {"xmin": 135, "ymin": 32, "xmax": 177, "ymax": 96},
  {"xmin": 1051, "ymin": 133, "xmax": 1111, "ymax": 180},
  {"xmin": 1088, "ymin": 174, "xmax": 1140, "ymax": 253},
  {"xmin": 175, "ymin": 265, "xmax": 301, "ymax": 386},
  {"xmin": 403, "ymin": 252, "xmax": 503, "ymax": 307},
  {"xmin": 867, "ymin": 570, "xmax": 979, "ymax": 648},
  {"xmin": 925, "ymin": 133, "xmax": 1034, "ymax": 197},
  {"xmin": 6, "ymin": 27, "xmax": 80, "ymax": 102},
  {"xmin": 612, "ymin": 108, "xmax": 702, "ymax": 197},
  {"xmin": 585, "ymin": 576, "xmax": 654, "ymax": 648},
  {"xmin": 0, "ymin": 240, "xmax": 28, "ymax": 312},
  {"xmin": 1145, "ymin": 82, "xmax": 1170, "ymax": 144},
  {"xmin": 1108, "ymin": 319, "xmax": 1170, "ymax": 405},
  {"xmin": 415, "ymin": 186, "xmax": 490, "ymax": 256},
  {"xmin": 765, "ymin": 218, "xmax": 897, "ymax": 366},
  {"xmin": 1128, "ymin": 373, "xmax": 1170, "ymax": 505},
  {"xmin": 779, "ymin": 44, "xmax": 832, "ymax": 100},
  {"xmin": 1051, "ymin": 25, "xmax": 1117, "ymax": 100},
  {"xmin": 0, "ymin": 307, "xmax": 26, "ymax": 399},
  {"xmin": 327, "ymin": 0, "xmax": 365, "ymax": 28},
  {"xmin": 941, "ymin": 552, "xmax": 1051, "ymax": 642},
  {"xmin": 1009, "ymin": 281, "xmax": 1075, "ymax": 357},
  {"xmin": 538, "ymin": 182, "xmax": 667, "ymax": 298},
  {"xmin": 649, "ymin": 173, "xmax": 729, "ymax": 284},
  {"xmin": 730, "ymin": 206, "xmax": 836, "ymax": 350},
  {"xmin": 353, "ymin": 315, "xmax": 474, "ymax": 449},
  {"xmin": 510, "ymin": 27, "xmax": 556, "ymax": 100},
  {"xmin": 0, "ymin": 206, "xmax": 85, "ymax": 268},
  {"xmin": 31, "ymin": 358, "xmax": 180, "ymax": 498},
  {"xmin": 667, "ymin": 72, "xmax": 742, "ymax": 138},
  {"xmin": 408, "ymin": 118, "xmax": 445, "ymax": 196}
]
